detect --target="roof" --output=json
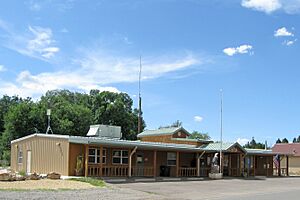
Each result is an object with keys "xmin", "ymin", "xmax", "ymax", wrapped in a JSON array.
[
  {"xmin": 200, "ymin": 142, "xmax": 247, "ymax": 153},
  {"xmin": 137, "ymin": 126, "xmax": 190, "ymax": 137},
  {"xmin": 272, "ymin": 143, "xmax": 300, "ymax": 156},
  {"xmin": 245, "ymin": 148, "xmax": 274, "ymax": 155}
]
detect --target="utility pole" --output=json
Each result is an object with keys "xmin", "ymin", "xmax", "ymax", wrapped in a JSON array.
[
  {"xmin": 220, "ymin": 89, "xmax": 223, "ymax": 174},
  {"xmin": 137, "ymin": 56, "xmax": 142, "ymax": 134}
]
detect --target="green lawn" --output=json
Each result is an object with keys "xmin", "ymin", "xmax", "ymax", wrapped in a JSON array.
[{"xmin": 69, "ymin": 177, "xmax": 106, "ymax": 187}]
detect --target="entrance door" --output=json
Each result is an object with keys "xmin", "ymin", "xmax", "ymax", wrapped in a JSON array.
[
  {"xmin": 136, "ymin": 152, "xmax": 144, "ymax": 176},
  {"xmin": 26, "ymin": 151, "xmax": 31, "ymax": 174}
]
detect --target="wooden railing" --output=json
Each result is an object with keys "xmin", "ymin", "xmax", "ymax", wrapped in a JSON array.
[
  {"xmin": 179, "ymin": 167, "xmax": 197, "ymax": 177},
  {"xmin": 273, "ymin": 168, "xmax": 287, "ymax": 176},
  {"xmin": 88, "ymin": 165, "xmax": 129, "ymax": 177},
  {"xmin": 132, "ymin": 167, "xmax": 154, "ymax": 177}
]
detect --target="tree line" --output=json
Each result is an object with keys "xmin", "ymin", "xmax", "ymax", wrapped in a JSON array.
[
  {"xmin": 0, "ymin": 89, "xmax": 145, "ymax": 164},
  {"xmin": 276, "ymin": 136, "xmax": 300, "ymax": 144}
]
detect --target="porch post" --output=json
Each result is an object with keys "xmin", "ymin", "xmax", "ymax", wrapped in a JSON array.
[
  {"xmin": 153, "ymin": 150, "xmax": 157, "ymax": 177},
  {"xmin": 197, "ymin": 153, "xmax": 200, "ymax": 177},
  {"xmin": 176, "ymin": 151, "xmax": 180, "ymax": 177},
  {"xmin": 253, "ymin": 155, "xmax": 256, "ymax": 176},
  {"xmin": 128, "ymin": 146, "xmax": 137, "ymax": 177},
  {"xmin": 84, "ymin": 144, "xmax": 89, "ymax": 177},
  {"xmin": 229, "ymin": 154, "xmax": 231, "ymax": 176},
  {"xmin": 278, "ymin": 155, "xmax": 281, "ymax": 176},
  {"xmin": 286, "ymin": 155, "xmax": 289, "ymax": 176},
  {"xmin": 99, "ymin": 146, "xmax": 103, "ymax": 177}
]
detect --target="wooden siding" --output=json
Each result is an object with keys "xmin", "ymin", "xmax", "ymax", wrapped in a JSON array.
[
  {"xmin": 11, "ymin": 136, "xmax": 69, "ymax": 175},
  {"xmin": 68, "ymin": 143, "xmax": 84, "ymax": 176},
  {"xmin": 140, "ymin": 134, "xmax": 205, "ymax": 147}
]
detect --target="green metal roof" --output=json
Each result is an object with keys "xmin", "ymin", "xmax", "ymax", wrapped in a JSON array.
[
  {"xmin": 245, "ymin": 148, "xmax": 276, "ymax": 155},
  {"xmin": 137, "ymin": 126, "xmax": 190, "ymax": 137},
  {"xmin": 200, "ymin": 142, "xmax": 247, "ymax": 153}
]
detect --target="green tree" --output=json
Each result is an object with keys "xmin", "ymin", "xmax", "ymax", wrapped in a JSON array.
[
  {"xmin": 91, "ymin": 91, "xmax": 145, "ymax": 140},
  {"xmin": 189, "ymin": 131, "xmax": 210, "ymax": 140},
  {"xmin": 293, "ymin": 138, "xmax": 297, "ymax": 143},
  {"xmin": 244, "ymin": 137, "xmax": 265, "ymax": 149},
  {"xmin": 159, "ymin": 120, "xmax": 182, "ymax": 129},
  {"xmin": 297, "ymin": 136, "xmax": 300, "ymax": 143},
  {"xmin": 276, "ymin": 138, "xmax": 282, "ymax": 143},
  {"xmin": 282, "ymin": 138, "xmax": 289, "ymax": 143}
]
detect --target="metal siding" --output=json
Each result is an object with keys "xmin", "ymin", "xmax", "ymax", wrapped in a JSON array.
[{"xmin": 10, "ymin": 135, "xmax": 69, "ymax": 175}]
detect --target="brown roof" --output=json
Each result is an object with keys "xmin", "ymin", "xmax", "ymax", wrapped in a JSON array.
[{"xmin": 272, "ymin": 143, "xmax": 300, "ymax": 156}]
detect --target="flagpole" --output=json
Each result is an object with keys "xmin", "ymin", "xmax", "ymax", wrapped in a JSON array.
[{"xmin": 220, "ymin": 89, "xmax": 223, "ymax": 174}]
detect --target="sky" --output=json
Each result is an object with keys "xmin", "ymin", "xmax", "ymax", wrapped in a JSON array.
[{"xmin": 0, "ymin": 0, "xmax": 300, "ymax": 146}]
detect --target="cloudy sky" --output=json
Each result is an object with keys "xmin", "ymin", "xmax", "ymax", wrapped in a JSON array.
[{"xmin": 0, "ymin": 0, "xmax": 300, "ymax": 146}]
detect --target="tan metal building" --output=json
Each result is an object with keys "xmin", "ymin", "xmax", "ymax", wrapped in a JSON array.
[{"xmin": 11, "ymin": 125, "xmax": 287, "ymax": 177}]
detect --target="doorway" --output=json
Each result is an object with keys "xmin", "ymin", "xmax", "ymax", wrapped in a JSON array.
[{"xmin": 136, "ymin": 152, "xmax": 144, "ymax": 176}]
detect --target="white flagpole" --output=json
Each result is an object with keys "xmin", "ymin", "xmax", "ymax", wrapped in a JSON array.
[{"xmin": 220, "ymin": 89, "xmax": 223, "ymax": 174}]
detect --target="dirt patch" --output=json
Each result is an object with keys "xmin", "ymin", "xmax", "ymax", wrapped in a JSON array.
[{"xmin": 0, "ymin": 179, "xmax": 96, "ymax": 190}]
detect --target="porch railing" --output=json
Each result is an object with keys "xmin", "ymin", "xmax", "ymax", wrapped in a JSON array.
[
  {"xmin": 88, "ymin": 165, "xmax": 129, "ymax": 177},
  {"xmin": 179, "ymin": 167, "xmax": 197, "ymax": 177},
  {"xmin": 132, "ymin": 167, "xmax": 154, "ymax": 177},
  {"xmin": 273, "ymin": 168, "xmax": 287, "ymax": 176}
]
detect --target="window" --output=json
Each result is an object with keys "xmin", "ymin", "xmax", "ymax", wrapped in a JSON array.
[
  {"xmin": 18, "ymin": 149, "xmax": 23, "ymax": 164},
  {"xmin": 167, "ymin": 152, "xmax": 176, "ymax": 166},
  {"xmin": 88, "ymin": 148, "xmax": 106, "ymax": 164},
  {"xmin": 112, "ymin": 150, "xmax": 128, "ymax": 164}
]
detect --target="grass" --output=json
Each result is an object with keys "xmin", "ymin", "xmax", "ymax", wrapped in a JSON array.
[{"xmin": 69, "ymin": 177, "xmax": 106, "ymax": 187}]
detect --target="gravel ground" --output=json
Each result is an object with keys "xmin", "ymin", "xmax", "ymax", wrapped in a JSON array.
[
  {"xmin": 0, "ymin": 186, "xmax": 164, "ymax": 200},
  {"xmin": 0, "ymin": 179, "xmax": 95, "ymax": 190}
]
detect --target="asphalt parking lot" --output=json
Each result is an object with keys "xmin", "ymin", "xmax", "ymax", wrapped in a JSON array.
[{"xmin": 118, "ymin": 177, "xmax": 300, "ymax": 200}]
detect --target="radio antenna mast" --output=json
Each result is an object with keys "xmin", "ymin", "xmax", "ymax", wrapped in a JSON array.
[
  {"xmin": 138, "ymin": 55, "xmax": 142, "ymax": 134},
  {"xmin": 46, "ymin": 109, "xmax": 53, "ymax": 134}
]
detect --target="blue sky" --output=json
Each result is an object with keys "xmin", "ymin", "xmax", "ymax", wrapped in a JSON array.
[{"xmin": 0, "ymin": 0, "xmax": 300, "ymax": 146}]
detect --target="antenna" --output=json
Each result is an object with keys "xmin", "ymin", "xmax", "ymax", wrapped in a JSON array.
[
  {"xmin": 46, "ymin": 109, "xmax": 53, "ymax": 134},
  {"xmin": 138, "ymin": 55, "xmax": 142, "ymax": 134},
  {"xmin": 220, "ymin": 89, "xmax": 223, "ymax": 174}
]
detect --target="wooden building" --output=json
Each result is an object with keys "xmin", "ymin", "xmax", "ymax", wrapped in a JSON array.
[{"xmin": 11, "ymin": 125, "xmax": 288, "ymax": 178}]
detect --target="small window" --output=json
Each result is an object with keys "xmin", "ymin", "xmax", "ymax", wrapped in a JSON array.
[
  {"xmin": 88, "ymin": 148, "xmax": 106, "ymax": 164},
  {"xmin": 18, "ymin": 149, "xmax": 23, "ymax": 164},
  {"xmin": 167, "ymin": 152, "xmax": 176, "ymax": 166},
  {"xmin": 112, "ymin": 150, "xmax": 128, "ymax": 164}
]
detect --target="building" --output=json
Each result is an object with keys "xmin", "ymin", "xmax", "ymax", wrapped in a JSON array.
[
  {"xmin": 272, "ymin": 143, "xmax": 300, "ymax": 175},
  {"xmin": 11, "ymin": 125, "xmax": 287, "ymax": 178}
]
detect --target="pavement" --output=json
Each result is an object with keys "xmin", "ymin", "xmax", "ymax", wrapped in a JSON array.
[{"xmin": 117, "ymin": 176, "xmax": 300, "ymax": 200}]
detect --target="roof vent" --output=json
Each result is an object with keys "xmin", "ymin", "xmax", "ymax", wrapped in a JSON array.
[{"xmin": 87, "ymin": 124, "xmax": 122, "ymax": 139}]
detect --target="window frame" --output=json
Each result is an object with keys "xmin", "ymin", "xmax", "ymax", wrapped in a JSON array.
[
  {"xmin": 88, "ymin": 147, "xmax": 106, "ymax": 164},
  {"xmin": 167, "ymin": 152, "xmax": 177, "ymax": 166},
  {"xmin": 17, "ymin": 148, "xmax": 23, "ymax": 164},
  {"xmin": 112, "ymin": 150, "xmax": 129, "ymax": 165}
]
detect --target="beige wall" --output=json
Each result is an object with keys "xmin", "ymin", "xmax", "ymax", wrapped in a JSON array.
[
  {"xmin": 280, "ymin": 156, "xmax": 300, "ymax": 175},
  {"xmin": 11, "ymin": 136, "xmax": 69, "ymax": 175}
]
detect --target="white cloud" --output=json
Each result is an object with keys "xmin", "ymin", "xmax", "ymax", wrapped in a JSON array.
[
  {"xmin": 0, "ymin": 51, "xmax": 203, "ymax": 98},
  {"xmin": 241, "ymin": 0, "xmax": 300, "ymax": 14},
  {"xmin": 274, "ymin": 27, "xmax": 294, "ymax": 37},
  {"xmin": 237, "ymin": 138, "xmax": 250, "ymax": 146},
  {"xmin": 283, "ymin": 39, "xmax": 297, "ymax": 46},
  {"xmin": 241, "ymin": 0, "xmax": 282, "ymax": 14},
  {"xmin": 194, "ymin": 116, "xmax": 203, "ymax": 123},
  {"xmin": 0, "ymin": 23, "xmax": 60, "ymax": 60},
  {"xmin": 223, "ymin": 45, "xmax": 253, "ymax": 56},
  {"xmin": 0, "ymin": 65, "xmax": 6, "ymax": 72}
]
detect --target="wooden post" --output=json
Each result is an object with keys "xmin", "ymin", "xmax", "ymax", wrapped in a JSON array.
[
  {"xmin": 84, "ymin": 144, "xmax": 89, "ymax": 177},
  {"xmin": 197, "ymin": 153, "xmax": 200, "ymax": 177},
  {"xmin": 153, "ymin": 150, "xmax": 157, "ymax": 177},
  {"xmin": 176, "ymin": 151, "xmax": 180, "ymax": 177},
  {"xmin": 286, "ymin": 155, "xmax": 289, "ymax": 176},
  {"xmin": 253, "ymin": 155, "xmax": 256, "ymax": 176},
  {"xmin": 229, "ymin": 154, "xmax": 232, "ymax": 176},
  {"xmin": 278, "ymin": 155, "xmax": 281, "ymax": 176},
  {"xmin": 128, "ymin": 147, "xmax": 137, "ymax": 177},
  {"xmin": 99, "ymin": 146, "xmax": 103, "ymax": 177}
]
